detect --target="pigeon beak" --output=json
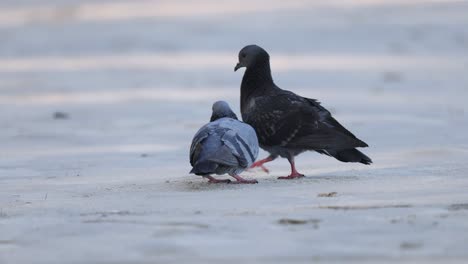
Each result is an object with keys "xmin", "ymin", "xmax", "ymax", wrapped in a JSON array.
[{"xmin": 234, "ymin": 63, "xmax": 242, "ymax": 72}]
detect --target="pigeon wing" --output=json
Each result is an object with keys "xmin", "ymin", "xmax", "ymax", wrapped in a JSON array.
[
  {"xmin": 304, "ymin": 98, "xmax": 368, "ymax": 147},
  {"xmin": 219, "ymin": 129, "xmax": 250, "ymax": 168},
  {"xmin": 246, "ymin": 92, "xmax": 367, "ymax": 149},
  {"xmin": 189, "ymin": 127, "xmax": 210, "ymax": 166}
]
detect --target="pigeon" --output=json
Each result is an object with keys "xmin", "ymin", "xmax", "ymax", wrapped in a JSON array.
[
  {"xmin": 189, "ymin": 101, "xmax": 259, "ymax": 184},
  {"xmin": 234, "ymin": 45, "xmax": 372, "ymax": 179}
]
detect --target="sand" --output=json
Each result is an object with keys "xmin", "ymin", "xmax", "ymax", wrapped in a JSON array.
[{"xmin": 1, "ymin": 0, "xmax": 468, "ymax": 263}]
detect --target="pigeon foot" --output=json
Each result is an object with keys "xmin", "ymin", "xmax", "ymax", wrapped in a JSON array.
[
  {"xmin": 255, "ymin": 165, "xmax": 270, "ymax": 173},
  {"xmin": 250, "ymin": 162, "xmax": 270, "ymax": 173},
  {"xmin": 249, "ymin": 156, "xmax": 275, "ymax": 173},
  {"xmin": 279, "ymin": 158, "xmax": 304, "ymax": 179}
]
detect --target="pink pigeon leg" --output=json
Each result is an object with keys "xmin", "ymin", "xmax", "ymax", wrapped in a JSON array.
[
  {"xmin": 250, "ymin": 155, "xmax": 276, "ymax": 173},
  {"xmin": 278, "ymin": 157, "xmax": 305, "ymax": 180}
]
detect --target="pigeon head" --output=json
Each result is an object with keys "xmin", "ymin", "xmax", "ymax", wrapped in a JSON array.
[
  {"xmin": 234, "ymin": 45, "xmax": 270, "ymax": 72},
  {"xmin": 210, "ymin": 101, "xmax": 238, "ymax": 121}
]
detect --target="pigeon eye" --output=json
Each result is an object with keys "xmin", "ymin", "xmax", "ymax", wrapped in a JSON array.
[{"xmin": 241, "ymin": 53, "xmax": 246, "ymax": 58}]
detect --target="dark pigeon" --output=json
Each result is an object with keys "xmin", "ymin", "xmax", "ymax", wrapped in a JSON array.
[
  {"xmin": 235, "ymin": 45, "xmax": 372, "ymax": 179},
  {"xmin": 189, "ymin": 101, "xmax": 259, "ymax": 184}
]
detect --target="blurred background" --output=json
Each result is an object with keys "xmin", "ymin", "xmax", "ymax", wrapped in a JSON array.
[{"xmin": 1, "ymin": 0, "xmax": 468, "ymax": 263}]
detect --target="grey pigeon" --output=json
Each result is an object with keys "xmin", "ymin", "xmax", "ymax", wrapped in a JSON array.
[
  {"xmin": 235, "ymin": 45, "xmax": 372, "ymax": 179},
  {"xmin": 189, "ymin": 101, "xmax": 259, "ymax": 184}
]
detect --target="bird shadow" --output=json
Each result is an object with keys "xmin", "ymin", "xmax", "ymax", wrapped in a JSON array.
[
  {"xmin": 169, "ymin": 177, "xmax": 259, "ymax": 192},
  {"xmin": 170, "ymin": 172, "xmax": 362, "ymax": 192}
]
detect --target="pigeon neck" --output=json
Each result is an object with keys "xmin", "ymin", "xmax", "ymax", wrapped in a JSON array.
[
  {"xmin": 240, "ymin": 61, "xmax": 274, "ymax": 102},
  {"xmin": 243, "ymin": 61, "xmax": 274, "ymax": 87},
  {"xmin": 210, "ymin": 111, "xmax": 238, "ymax": 122}
]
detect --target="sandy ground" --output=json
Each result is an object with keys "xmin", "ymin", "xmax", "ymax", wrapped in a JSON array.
[{"xmin": 1, "ymin": 0, "xmax": 468, "ymax": 263}]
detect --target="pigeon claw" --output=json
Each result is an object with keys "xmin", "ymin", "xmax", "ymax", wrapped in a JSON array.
[
  {"xmin": 259, "ymin": 165, "xmax": 270, "ymax": 173},
  {"xmin": 248, "ymin": 164, "xmax": 270, "ymax": 173},
  {"xmin": 250, "ymin": 157, "xmax": 274, "ymax": 174},
  {"xmin": 247, "ymin": 164, "xmax": 269, "ymax": 173}
]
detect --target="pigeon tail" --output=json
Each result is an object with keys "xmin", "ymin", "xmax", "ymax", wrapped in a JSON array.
[
  {"xmin": 324, "ymin": 148, "xmax": 372, "ymax": 165},
  {"xmin": 190, "ymin": 161, "xmax": 218, "ymax": 175}
]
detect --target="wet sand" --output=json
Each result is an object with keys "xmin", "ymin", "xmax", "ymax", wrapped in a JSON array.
[{"xmin": 1, "ymin": 0, "xmax": 468, "ymax": 263}]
